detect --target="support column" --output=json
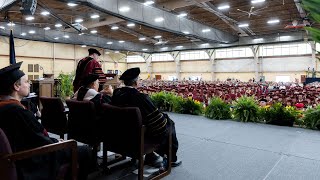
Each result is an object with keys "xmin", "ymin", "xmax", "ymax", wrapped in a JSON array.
[
  {"xmin": 251, "ymin": 45, "xmax": 260, "ymax": 81},
  {"xmin": 205, "ymin": 49, "xmax": 216, "ymax": 81},
  {"xmin": 53, "ymin": 43, "xmax": 56, "ymax": 76},
  {"xmin": 170, "ymin": 52, "xmax": 181, "ymax": 80},
  {"xmin": 142, "ymin": 53, "xmax": 152, "ymax": 79},
  {"xmin": 311, "ymin": 41, "xmax": 317, "ymax": 71}
]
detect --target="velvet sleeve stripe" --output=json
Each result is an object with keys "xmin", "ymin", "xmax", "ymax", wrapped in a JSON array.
[
  {"xmin": 93, "ymin": 67, "xmax": 106, "ymax": 83},
  {"xmin": 145, "ymin": 108, "xmax": 167, "ymax": 136}
]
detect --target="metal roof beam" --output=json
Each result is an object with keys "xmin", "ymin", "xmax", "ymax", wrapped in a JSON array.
[{"xmin": 58, "ymin": 0, "xmax": 238, "ymax": 44}]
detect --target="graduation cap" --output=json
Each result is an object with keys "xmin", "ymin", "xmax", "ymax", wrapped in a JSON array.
[
  {"xmin": 88, "ymin": 48, "xmax": 101, "ymax": 56},
  {"xmin": 295, "ymin": 103, "xmax": 304, "ymax": 109},
  {"xmin": 259, "ymin": 98, "xmax": 267, "ymax": 102},
  {"xmin": 0, "ymin": 62, "xmax": 25, "ymax": 89},
  {"xmin": 81, "ymin": 74, "xmax": 99, "ymax": 87},
  {"xmin": 119, "ymin": 67, "xmax": 140, "ymax": 81}
]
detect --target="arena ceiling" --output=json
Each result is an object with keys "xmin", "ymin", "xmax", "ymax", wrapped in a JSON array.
[{"xmin": 0, "ymin": 0, "xmax": 318, "ymax": 53}]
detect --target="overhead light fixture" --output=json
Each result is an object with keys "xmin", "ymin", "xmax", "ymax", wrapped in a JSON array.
[
  {"xmin": 78, "ymin": 33, "xmax": 84, "ymax": 36},
  {"xmin": 118, "ymin": 40, "xmax": 125, "ymax": 43},
  {"xmin": 144, "ymin": 1, "xmax": 154, "ymax": 6},
  {"xmin": 139, "ymin": 37, "xmax": 146, "ymax": 41},
  {"xmin": 280, "ymin": 36, "xmax": 291, "ymax": 39},
  {"xmin": 114, "ymin": 51, "xmax": 120, "ymax": 53},
  {"xmin": 142, "ymin": 48, "xmax": 148, "ymax": 51},
  {"xmin": 63, "ymin": 35, "xmax": 70, "ymax": 38},
  {"xmin": 7, "ymin": 22, "xmax": 15, "ymax": 26},
  {"xmin": 107, "ymin": 41, "xmax": 113, "ymax": 45},
  {"xmin": 177, "ymin": 13, "xmax": 187, "ymax": 18},
  {"xmin": 127, "ymin": 23, "xmax": 135, "ymax": 27},
  {"xmin": 28, "ymin": 30, "xmax": 35, "ymax": 34},
  {"xmin": 0, "ymin": 26, "xmax": 5, "ymax": 30},
  {"xmin": 161, "ymin": 47, "xmax": 168, "ymax": 50},
  {"xmin": 119, "ymin": 6, "xmax": 130, "ymax": 12},
  {"xmin": 54, "ymin": 37, "xmax": 59, "ymax": 40},
  {"xmin": 154, "ymin": 35, "xmax": 162, "ymax": 39},
  {"xmin": 183, "ymin": 31, "xmax": 190, "ymax": 34},
  {"xmin": 67, "ymin": 3, "xmax": 78, "ymax": 7},
  {"xmin": 90, "ymin": 14, "xmax": 100, "ymax": 19},
  {"xmin": 155, "ymin": 40, "xmax": 167, "ymax": 45},
  {"xmin": 43, "ymin": 27, "xmax": 51, "ymax": 30},
  {"xmin": 176, "ymin": 45, "xmax": 183, "ymax": 48},
  {"xmin": 55, "ymin": 23, "xmax": 62, "ymax": 27},
  {"xmin": 25, "ymin": 16, "xmax": 34, "ymax": 21},
  {"xmin": 41, "ymin": 11, "xmax": 50, "ymax": 16},
  {"xmin": 217, "ymin": 5, "xmax": 230, "ymax": 10},
  {"xmin": 75, "ymin": 18, "xmax": 83, "ymax": 23},
  {"xmin": 267, "ymin": 19, "xmax": 280, "ymax": 24},
  {"xmin": 251, "ymin": 0, "xmax": 265, "ymax": 3},
  {"xmin": 201, "ymin": 43, "xmax": 209, "ymax": 46},
  {"xmin": 21, "ymin": 32, "xmax": 26, "ymax": 36},
  {"xmin": 238, "ymin": 23, "xmax": 249, "ymax": 27},
  {"xmin": 202, "ymin": 29, "xmax": 211, "ymax": 32},
  {"xmin": 111, "ymin": 26, "xmax": 119, "ymax": 30},
  {"xmin": 81, "ymin": 45, "xmax": 87, "ymax": 47},
  {"xmin": 154, "ymin": 17, "xmax": 164, "ymax": 22},
  {"xmin": 90, "ymin": 30, "xmax": 97, "ymax": 34},
  {"xmin": 253, "ymin": 38, "xmax": 263, "ymax": 41}
]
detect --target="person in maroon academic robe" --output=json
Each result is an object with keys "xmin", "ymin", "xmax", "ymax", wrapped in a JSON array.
[{"xmin": 73, "ymin": 48, "xmax": 106, "ymax": 92}]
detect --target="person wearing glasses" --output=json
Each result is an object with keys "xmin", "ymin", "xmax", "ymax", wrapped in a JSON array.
[{"xmin": 0, "ymin": 62, "xmax": 94, "ymax": 180}]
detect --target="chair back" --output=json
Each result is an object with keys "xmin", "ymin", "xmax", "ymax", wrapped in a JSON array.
[
  {"xmin": 40, "ymin": 97, "xmax": 68, "ymax": 136},
  {"xmin": 66, "ymin": 100, "xmax": 99, "ymax": 144},
  {"xmin": 101, "ymin": 104, "xmax": 143, "ymax": 157},
  {"xmin": 0, "ymin": 128, "xmax": 17, "ymax": 180}
]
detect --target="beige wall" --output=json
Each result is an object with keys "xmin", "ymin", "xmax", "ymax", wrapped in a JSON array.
[
  {"xmin": 0, "ymin": 37, "xmax": 127, "ymax": 78},
  {"xmin": 215, "ymin": 72, "xmax": 255, "ymax": 81},
  {"xmin": 1, "ymin": 36, "xmax": 317, "ymax": 82},
  {"xmin": 153, "ymin": 61, "xmax": 176, "ymax": 73},
  {"xmin": 181, "ymin": 60, "xmax": 211, "ymax": 73}
]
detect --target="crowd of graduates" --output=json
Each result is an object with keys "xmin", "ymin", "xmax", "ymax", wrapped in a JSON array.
[{"xmin": 138, "ymin": 79, "xmax": 320, "ymax": 110}]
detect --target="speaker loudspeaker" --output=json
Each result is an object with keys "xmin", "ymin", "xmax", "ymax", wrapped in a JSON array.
[{"xmin": 20, "ymin": 0, "xmax": 37, "ymax": 15}]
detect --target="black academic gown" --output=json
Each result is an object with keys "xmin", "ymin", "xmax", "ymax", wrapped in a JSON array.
[
  {"xmin": 112, "ymin": 87, "xmax": 180, "ymax": 161},
  {"xmin": 0, "ymin": 100, "xmax": 63, "ymax": 180},
  {"xmin": 111, "ymin": 87, "xmax": 167, "ymax": 140}
]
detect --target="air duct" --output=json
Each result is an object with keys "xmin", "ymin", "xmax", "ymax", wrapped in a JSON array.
[{"xmin": 58, "ymin": 0, "xmax": 238, "ymax": 44}]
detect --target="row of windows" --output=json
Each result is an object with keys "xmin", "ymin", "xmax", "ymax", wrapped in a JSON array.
[
  {"xmin": 259, "ymin": 43, "xmax": 313, "ymax": 56},
  {"xmin": 126, "ymin": 42, "xmax": 318, "ymax": 63}
]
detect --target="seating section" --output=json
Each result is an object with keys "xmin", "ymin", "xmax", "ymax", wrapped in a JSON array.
[
  {"xmin": 40, "ymin": 97, "xmax": 68, "ymax": 139},
  {"xmin": 138, "ymin": 80, "xmax": 320, "ymax": 106},
  {"xmin": 0, "ymin": 128, "xmax": 78, "ymax": 180},
  {"xmin": 101, "ymin": 104, "xmax": 172, "ymax": 180}
]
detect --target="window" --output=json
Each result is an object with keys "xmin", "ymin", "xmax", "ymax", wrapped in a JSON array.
[
  {"xmin": 34, "ymin": 64, "xmax": 39, "ymax": 72},
  {"xmin": 168, "ymin": 76, "xmax": 177, "ymax": 81},
  {"xmin": 27, "ymin": 64, "xmax": 40, "ymax": 80},
  {"xmin": 188, "ymin": 76, "xmax": 202, "ymax": 81},
  {"xmin": 215, "ymin": 47, "xmax": 253, "ymax": 58},
  {"xmin": 151, "ymin": 53, "xmax": 174, "ymax": 61},
  {"xmin": 260, "ymin": 42, "xmax": 312, "ymax": 56},
  {"xmin": 28, "ymin": 64, "xmax": 33, "ymax": 72},
  {"xmin": 180, "ymin": 51, "xmax": 209, "ymax": 60},
  {"xmin": 276, "ymin": 76, "xmax": 290, "ymax": 82},
  {"xmin": 316, "ymin": 43, "xmax": 320, "ymax": 53},
  {"xmin": 126, "ymin": 55, "xmax": 145, "ymax": 63}
]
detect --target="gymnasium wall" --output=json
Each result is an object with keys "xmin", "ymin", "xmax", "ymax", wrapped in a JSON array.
[
  {"xmin": 127, "ymin": 55, "xmax": 317, "ymax": 82},
  {"xmin": 0, "ymin": 37, "xmax": 127, "ymax": 79}
]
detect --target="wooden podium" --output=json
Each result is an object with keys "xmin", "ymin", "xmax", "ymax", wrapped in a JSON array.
[
  {"xmin": 31, "ymin": 79, "xmax": 55, "ymax": 98},
  {"xmin": 104, "ymin": 74, "xmax": 120, "ymax": 90}
]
